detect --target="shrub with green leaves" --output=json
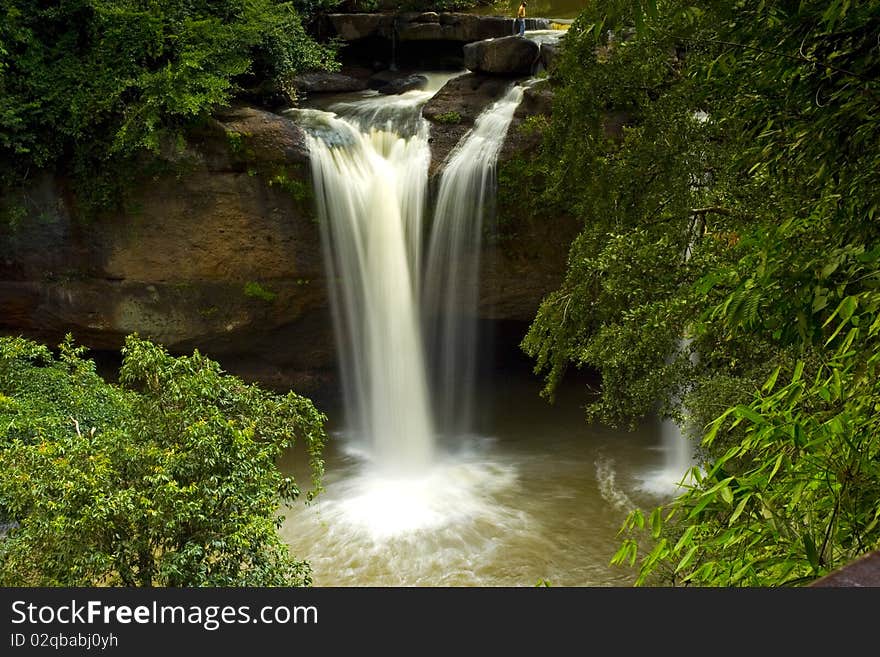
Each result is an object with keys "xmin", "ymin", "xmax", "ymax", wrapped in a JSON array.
[
  {"xmin": 0, "ymin": 334, "xmax": 327, "ymax": 586},
  {"xmin": 521, "ymin": 0, "xmax": 880, "ymax": 584},
  {"xmin": 614, "ymin": 298, "xmax": 880, "ymax": 585},
  {"xmin": 433, "ymin": 111, "xmax": 463, "ymax": 125},
  {"xmin": 0, "ymin": 0, "xmax": 336, "ymax": 207}
]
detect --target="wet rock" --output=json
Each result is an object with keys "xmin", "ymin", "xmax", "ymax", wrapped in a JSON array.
[
  {"xmin": 423, "ymin": 72, "xmax": 518, "ymax": 178},
  {"xmin": 412, "ymin": 12, "xmax": 439, "ymax": 24},
  {"xmin": 293, "ymin": 72, "xmax": 369, "ymax": 94},
  {"xmin": 378, "ymin": 74, "xmax": 429, "ymax": 95},
  {"xmin": 209, "ymin": 105, "xmax": 310, "ymax": 166},
  {"xmin": 539, "ymin": 42, "xmax": 560, "ymax": 73},
  {"xmin": 463, "ymin": 36, "xmax": 540, "ymax": 76}
]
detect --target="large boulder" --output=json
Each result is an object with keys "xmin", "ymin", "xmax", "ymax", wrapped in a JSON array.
[
  {"xmin": 463, "ymin": 36, "xmax": 540, "ymax": 75},
  {"xmin": 207, "ymin": 106, "xmax": 310, "ymax": 166}
]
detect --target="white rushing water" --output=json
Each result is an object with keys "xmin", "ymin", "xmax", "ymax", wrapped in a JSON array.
[
  {"xmin": 293, "ymin": 77, "xmax": 524, "ymax": 477},
  {"xmin": 295, "ymin": 105, "xmax": 434, "ymax": 473},
  {"xmin": 281, "ymin": 74, "xmax": 700, "ymax": 585},
  {"xmin": 423, "ymin": 84, "xmax": 526, "ymax": 435}
]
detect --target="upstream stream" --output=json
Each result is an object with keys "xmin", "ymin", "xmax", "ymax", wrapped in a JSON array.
[{"xmin": 278, "ymin": 61, "xmax": 694, "ymax": 586}]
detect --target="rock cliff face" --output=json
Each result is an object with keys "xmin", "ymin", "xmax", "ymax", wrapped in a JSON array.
[
  {"xmin": 1, "ymin": 79, "xmax": 573, "ymax": 389},
  {"xmin": 0, "ymin": 106, "xmax": 333, "ymax": 389}
]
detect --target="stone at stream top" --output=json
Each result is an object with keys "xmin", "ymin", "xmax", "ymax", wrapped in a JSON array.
[
  {"xmin": 463, "ymin": 36, "xmax": 541, "ymax": 75},
  {"xmin": 378, "ymin": 73, "xmax": 428, "ymax": 95},
  {"xmin": 292, "ymin": 72, "xmax": 369, "ymax": 94}
]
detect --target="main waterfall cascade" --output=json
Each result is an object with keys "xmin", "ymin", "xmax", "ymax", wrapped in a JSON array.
[
  {"xmin": 280, "ymin": 75, "xmax": 534, "ymax": 579},
  {"xmin": 281, "ymin": 63, "xmax": 689, "ymax": 585},
  {"xmin": 294, "ymin": 94, "xmax": 437, "ymax": 474},
  {"xmin": 294, "ymin": 76, "xmax": 525, "ymax": 478}
]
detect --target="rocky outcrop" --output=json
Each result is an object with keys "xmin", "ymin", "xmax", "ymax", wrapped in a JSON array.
[
  {"xmin": 0, "ymin": 105, "xmax": 333, "ymax": 389},
  {"xmin": 423, "ymin": 72, "xmax": 523, "ymax": 178},
  {"xmin": 292, "ymin": 72, "xmax": 369, "ymax": 94},
  {"xmin": 463, "ymin": 35, "xmax": 540, "ymax": 75},
  {"xmin": 539, "ymin": 42, "xmax": 560, "ymax": 73},
  {"xmin": 207, "ymin": 106, "xmax": 311, "ymax": 166},
  {"xmin": 325, "ymin": 13, "xmax": 548, "ymax": 42}
]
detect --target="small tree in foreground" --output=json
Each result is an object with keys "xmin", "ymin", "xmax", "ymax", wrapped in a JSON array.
[{"xmin": 0, "ymin": 334, "xmax": 327, "ymax": 586}]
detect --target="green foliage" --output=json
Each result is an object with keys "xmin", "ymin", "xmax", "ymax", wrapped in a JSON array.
[
  {"xmin": 226, "ymin": 130, "xmax": 247, "ymax": 154},
  {"xmin": 523, "ymin": 0, "xmax": 880, "ymax": 584},
  {"xmin": 244, "ymin": 281, "xmax": 278, "ymax": 303},
  {"xmin": 615, "ymin": 299, "xmax": 880, "ymax": 585},
  {"xmin": 433, "ymin": 111, "xmax": 463, "ymax": 125},
  {"xmin": 267, "ymin": 168, "xmax": 314, "ymax": 205},
  {"xmin": 0, "ymin": 334, "xmax": 327, "ymax": 586},
  {"xmin": 0, "ymin": 0, "xmax": 336, "ymax": 211}
]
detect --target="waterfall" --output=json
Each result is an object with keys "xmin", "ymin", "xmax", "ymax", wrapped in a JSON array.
[
  {"xmin": 640, "ymin": 219, "xmax": 702, "ymax": 495},
  {"xmin": 297, "ymin": 98, "xmax": 435, "ymax": 474},
  {"xmin": 424, "ymin": 84, "xmax": 526, "ymax": 436},
  {"xmin": 294, "ymin": 78, "xmax": 526, "ymax": 478},
  {"xmin": 639, "ymin": 341, "xmax": 698, "ymax": 495}
]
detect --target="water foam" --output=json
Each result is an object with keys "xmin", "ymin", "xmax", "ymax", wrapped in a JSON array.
[{"xmin": 281, "ymin": 440, "xmax": 531, "ymax": 585}]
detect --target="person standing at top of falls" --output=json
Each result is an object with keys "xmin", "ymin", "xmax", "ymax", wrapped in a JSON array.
[{"xmin": 514, "ymin": 1, "xmax": 527, "ymax": 37}]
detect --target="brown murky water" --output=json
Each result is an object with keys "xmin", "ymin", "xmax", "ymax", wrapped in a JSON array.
[{"xmin": 279, "ymin": 356, "xmax": 688, "ymax": 587}]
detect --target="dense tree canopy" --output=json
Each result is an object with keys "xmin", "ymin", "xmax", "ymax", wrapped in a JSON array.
[
  {"xmin": 518, "ymin": 0, "xmax": 880, "ymax": 584},
  {"xmin": 0, "ymin": 0, "xmax": 336, "ymax": 205},
  {"xmin": 0, "ymin": 335, "xmax": 327, "ymax": 586}
]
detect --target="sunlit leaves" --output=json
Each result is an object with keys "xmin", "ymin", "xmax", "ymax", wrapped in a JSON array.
[
  {"xmin": 0, "ymin": 334, "xmax": 327, "ymax": 586},
  {"xmin": 0, "ymin": 0, "xmax": 336, "ymax": 203},
  {"xmin": 523, "ymin": 0, "xmax": 880, "ymax": 586}
]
